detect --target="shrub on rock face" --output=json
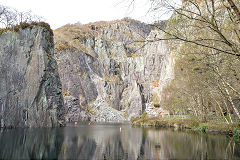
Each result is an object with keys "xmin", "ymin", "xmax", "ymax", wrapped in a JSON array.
[
  {"xmin": 54, "ymin": 43, "xmax": 73, "ymax": 53},
  {"xmin": 141, "ymin": 112, "xmax": 148, "ymax": 120},
  {"xmin": 234, "ymin": 128, "xmax": 240, "ymax": 143}
]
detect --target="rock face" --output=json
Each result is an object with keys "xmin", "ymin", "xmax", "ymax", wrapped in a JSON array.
[
  {"xmin": 54, "ymin": 19, "xmax": 174, "ymax": 122},
  {"xmin": 0, "ymin": 19, "xmax": 175, "ymax": 126},
  {"xmin": 0, "ymin": 25, "xmax": 65, "ymax": 128}
]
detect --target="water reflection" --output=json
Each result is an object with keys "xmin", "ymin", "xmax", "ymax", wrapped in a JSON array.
[
  {"xmin": 0, "ymin": 123, "xmax": 239, "ymax": 159},
  {"xmin": 0, "ymin": 127, "xmax": 64, "ymax": 159}
]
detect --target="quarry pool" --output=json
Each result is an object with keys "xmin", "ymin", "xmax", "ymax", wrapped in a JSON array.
[{"xmin": 0, "ymin": 123, "xmax": 239, "ymax": 159}]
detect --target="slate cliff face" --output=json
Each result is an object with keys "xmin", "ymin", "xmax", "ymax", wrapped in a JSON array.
[
  {"xmin": 0, "ymin": 25, "xmax": 65, "ymax": 128},
  {"xmin": 0, "ymin": 19, "xmax": 175, "ymax": 127},
  {"xmin": 54, "ymin": 19, "xmax": 175, "ymax": 122}
]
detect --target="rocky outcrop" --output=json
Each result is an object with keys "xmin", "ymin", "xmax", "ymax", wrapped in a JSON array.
[
  {"xmin": 0, "ymin": 25, "xmax": 65, "ymax": 128},
  {"xmin": 54, "ymin": 19, "xmax": 174, "ymax": 122}
]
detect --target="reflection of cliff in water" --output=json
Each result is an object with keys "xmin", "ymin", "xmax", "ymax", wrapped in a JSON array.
[
  {"xmin": 59, "ymin": 124, "xmax": 143, "ymax": 159},
  {"xmin": 0, "ymin": 124, "xmax": 239, "ymax": 159},
  {"xmin": 0, "ymin": 128, "xmax": 64, "ymax": 159}
]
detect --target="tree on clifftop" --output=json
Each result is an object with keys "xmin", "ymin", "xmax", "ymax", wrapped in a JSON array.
[{"xmin": 0, "ymin": 5, "xmax": 43, "ymax": 29}]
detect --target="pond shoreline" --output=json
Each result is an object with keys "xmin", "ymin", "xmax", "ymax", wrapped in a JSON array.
[
  {"xmin": 131, "ymin": 117, "xmax": 240, "ymax": 136},
  {"xmin": 1, "ymin": 123, "xmax": 239, "ymax": 159}
]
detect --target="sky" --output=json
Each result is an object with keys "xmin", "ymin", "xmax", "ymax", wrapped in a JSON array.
[{"xmin": 1, "ymin": 0, "xmax": 175, "ymax": 29}]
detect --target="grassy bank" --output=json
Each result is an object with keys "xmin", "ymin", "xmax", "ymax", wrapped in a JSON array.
[{"xmin": 131, "ymin": 116, "xmax": 240, "ymax": 138}]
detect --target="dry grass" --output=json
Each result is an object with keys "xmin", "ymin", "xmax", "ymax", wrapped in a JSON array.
[
  {"xmin": 53, "ymin": 18, "xmax": 146, "ymax": 54},
  {"xmin": 0, "ymin": 22, "xmax": 53, "ymax": 35},
  {"xmin": 80, "ymin": 105, "xmax": 95, "ymax": 115},
  {"xmin": 53, "ymin": 18, "xmax": 129, "ymax": 45},
  {"xmin": 54, "ymin": 43, "xmax": 73, "ymax": 53},
  {"xmin": 62, "ymin": 90, "xmax": 70, "ymax": 97},
  {"xmin": 132, "ymin": 117, "xmax": 199, "ymax": 127},
  {"xmin": 130, "ymin": 52, "xmax": 140, "ymax": 57},
  {"xmin": 103, "ymin": 75, "xmax": 123, "ymax": 83}
]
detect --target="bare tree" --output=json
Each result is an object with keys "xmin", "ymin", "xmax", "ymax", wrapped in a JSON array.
[
  {"xmin": 0, "ymin": 5, "xmax": 16, "ymax": 28},
  {"xmin": 226, "ymin": 0, "xmax": 240, "ymax": 21},
  {"xmin": 127, "ymin": 0, "xmax": 240, "ymax": 56},
  {"xmin": 125, "ymin": 0, "xmax": 240, "ymax": 121},
  {"xmin": 0, "ymin": 5, "xmax": 44, "ymax": 29}
]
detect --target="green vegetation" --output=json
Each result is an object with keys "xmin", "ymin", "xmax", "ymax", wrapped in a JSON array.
[
  {"xmin": 81, "ymin": 72, "xmax": 87, "ymax": 79},
  {"xmin": 80, "ymin": 105, "xmax": 95, "ymax": 115},
  {"xmin": 140, "ymin": 112, "xmax": 148, "ymax": 119},
  {"xmin": 194, "ymin": 125, "xmax": 207, "ymax": 133},
  {"xmin": 132, "ymin": 117, "xmax": 199, "ymax": 128},
  {"xmin": 233, "ymin": 128, "xmax": 240, "ymax": 142},
  {"xmin": 85, "ymin": 107, "xmax": 95, "ymax": 115},
  {"xmin": 132, "ymin": 116, "xmax": 239, "ymax": 135},
  {"xmin": 136, "ymin": 41, "xmax": 143, "ymax": 46}
]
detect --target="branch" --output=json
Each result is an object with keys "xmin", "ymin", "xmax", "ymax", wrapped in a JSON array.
[
  {"xmin": 226, "ymin": 0, "xmax": 240, "ymax": 21},
  {"xmin": 151, "ymin": 25, "xmax": 240, "ymax": 56}
]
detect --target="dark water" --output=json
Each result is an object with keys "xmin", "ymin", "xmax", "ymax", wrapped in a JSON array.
[{"xmin": 0, "ymin": 123, "xmax": 239, "ymax": 160}]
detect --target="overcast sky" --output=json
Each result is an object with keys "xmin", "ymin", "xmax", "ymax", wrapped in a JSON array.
[{"xmin": 1, "ymin": 0, "xmax": 175, "ymax": 29}]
